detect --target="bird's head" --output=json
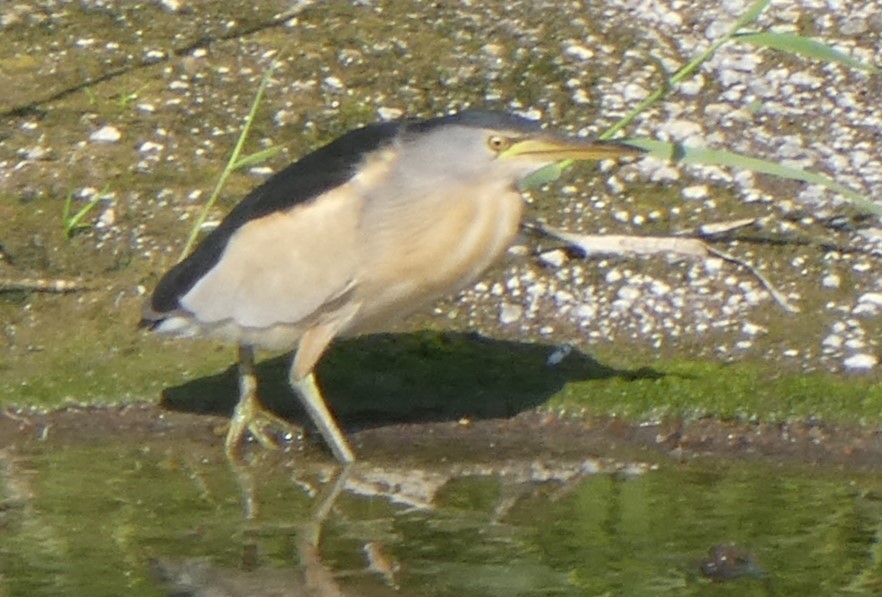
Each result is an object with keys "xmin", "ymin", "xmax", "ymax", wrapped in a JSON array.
[{"xmin": 395, "ymin": 110, "xmax": 643, "ymax": 186}]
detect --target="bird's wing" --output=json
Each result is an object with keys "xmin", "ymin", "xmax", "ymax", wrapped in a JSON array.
[
  {"xmin": 146, "ymin": 121, "xmax": 401, "ymax": 325},
  {"xmin": 178, "ymin": 187, "xmax": 362, "ymax": 328}
]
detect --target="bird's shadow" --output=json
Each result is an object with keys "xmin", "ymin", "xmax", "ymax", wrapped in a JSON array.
[{"xmin": 161, "ymin": 331, "xmax": 664, "ymax": 430}]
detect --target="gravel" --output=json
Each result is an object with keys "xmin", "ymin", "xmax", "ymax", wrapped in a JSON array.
[{"xmin": 1, "ymin": 0, "xmax": 880, "ymax": 378}]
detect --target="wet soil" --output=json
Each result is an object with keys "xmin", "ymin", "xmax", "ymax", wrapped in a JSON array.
[{"xmin": 5, "ymin": 403, "xmax": 882, "ymax": 473}]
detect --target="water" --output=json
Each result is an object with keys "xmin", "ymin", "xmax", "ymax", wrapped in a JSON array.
[{"xmin": 2, "ymin": 438, "xmax": 881, "ymax": 596}]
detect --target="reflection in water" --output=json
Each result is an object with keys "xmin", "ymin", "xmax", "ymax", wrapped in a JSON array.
[
  {"xmin": 151, "ymin": 458, "xmax": 645, "ymax": 596},
  {"xmin": 4, "ymin": 441, "xmax": 882, "ymax": 596},
  {"xmin": 152, "ymin": 465, "xmax": 360, "ymax": 596}
]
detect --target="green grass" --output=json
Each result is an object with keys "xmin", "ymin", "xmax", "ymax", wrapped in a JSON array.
[{"xmin": 61, "ymin": 188, "xmax": 105, "ymax": 239}]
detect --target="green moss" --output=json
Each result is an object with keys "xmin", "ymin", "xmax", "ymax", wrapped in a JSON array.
[
  {"xmin": 552, "ymin": 357, "xmax": 882, "ymax": 424},
  {"xmin": 4, "ymin": 304, "xmax": 882, "ymax": 430}
]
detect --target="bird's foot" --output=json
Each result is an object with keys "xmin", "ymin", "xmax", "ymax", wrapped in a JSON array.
[{"xmin": 224, "ymin": 393, "xmax": 298, "ymax": 461}]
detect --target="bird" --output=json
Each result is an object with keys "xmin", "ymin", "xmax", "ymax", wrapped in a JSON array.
[{"xmin": 140, "ymin": 110, "xmax": 643, "ymax": 463}]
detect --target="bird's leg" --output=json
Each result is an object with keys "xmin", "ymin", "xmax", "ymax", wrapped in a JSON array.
[
  {"xmin": 289, "ymin": 371, "xmax": 355, "ymax": 463},
  {"xmin": 290, "ymin": 322, "xmax": 356, "ymax": 463},
  {"xmin": 224, "ymin": 345, "xmax": 297, "ymax": 460}
]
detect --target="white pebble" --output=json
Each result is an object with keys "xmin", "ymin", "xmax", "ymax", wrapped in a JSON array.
[
  {"xmin": 138, "ymin": 141, "xmax": 164, "ymax": 154},
  {"xmin": 662, "ymin": 119, "xmax": 703, "ymax": 141},
  {"xmin": 377, "ymin": 107, "xmax": 403, "ymax": 120},
  {"xmin": 616, "ymin": 285, "xmax": 641, "ymax": 303},
  {"xmin": 742, "ymin": 322, "xmax": 767, "ymax": 336},
  {"xmin": 822, "ymin": 334, "xmax": 843, "ymax": 349},
  {"xmin": 858, "ymin": 292, "xmax": 882, "ymax": 307},
  {"xmin": 843, "ymin": 354, "xmax": 878, "ymax": 370},
  {"xmin": 563, "ymin": 43, "xmax": 594, "ymax": 61},
  {"xmin": 605, "ymin": 269, "xmax": 623, "ymax": 283},
  {"xmin": 652, "ymin": 165, "xmax": 681, "ymax": 182},
  {"xmin": 97, "ymin": 208, "xmax": 115, "ymax": 227},
  {"xmin": 499, "ymin": 303, "xmax": 523, "ymax": 325},
  {"xmin": 539, "ymin": 250, "xmax": 567, "ymax": 268},
  {"xmin": 821, "ymin": 274, "xmax": 841, "ymax": 289},
  {"xmin": 89, "ymin": 125, "xmax": 121, "ymax": 143},
  {"xmin": 683, "ymin": 185, "xmax": 709, "ymax": 200},
  {"xmin": 323, "ymin": 76, "xmax": 344, "ymax": 91}
]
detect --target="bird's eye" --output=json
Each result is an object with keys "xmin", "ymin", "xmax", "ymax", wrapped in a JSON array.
[{"xmin": 487, "ymin": 135, "xmax": 511, "ymax": 153}]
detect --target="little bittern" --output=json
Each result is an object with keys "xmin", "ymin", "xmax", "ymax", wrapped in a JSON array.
[{"xmin": 141, "ymin": 110, "xmax": 642, "ymax": 462}]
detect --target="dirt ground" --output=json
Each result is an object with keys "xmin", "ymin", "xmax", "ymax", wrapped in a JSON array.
[{"xmin": 5, "ymin": 403, "xmax": 882, "ymax": 473}]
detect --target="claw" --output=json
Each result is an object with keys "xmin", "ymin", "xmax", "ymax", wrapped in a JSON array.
[{"xmin": 224, "ymin": 391, "xmax": 298, "ymax": 460}]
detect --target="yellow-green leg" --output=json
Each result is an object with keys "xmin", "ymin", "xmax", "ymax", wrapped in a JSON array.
[
  {"xmin": 224, "ymin": 345, "xmax": 297, "ymax": 461},
  {"xmin": 289, "ymin": 370, "xmax": 355, "ymax": 463}
]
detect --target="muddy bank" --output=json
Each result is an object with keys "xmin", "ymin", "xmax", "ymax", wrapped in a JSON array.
[{"xmin": 4, "ymin": 404, "xmax": 882, "ymax": 472}]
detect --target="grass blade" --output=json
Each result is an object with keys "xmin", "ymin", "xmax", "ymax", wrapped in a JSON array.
[
  {"xmin": 179, "ymin": 61, "xmax": 278, "ymax": 260},
  {"xmin": 625, "ymin": 138, "xmax": 880, "ymax": 216},
  {"xmin": 734, "ymin": 32, "xmax": 879, "ymax": 73},
  {"xmin": 232, "ymin": 146, "xmax": 283, "ymax": 171}
]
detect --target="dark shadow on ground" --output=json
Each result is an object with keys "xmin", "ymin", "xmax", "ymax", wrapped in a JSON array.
[{"xmin": 161, "ymin": 331, "xmax": 663, "ymax": 430}]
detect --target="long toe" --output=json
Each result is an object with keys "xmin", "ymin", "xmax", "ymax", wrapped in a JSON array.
[{"xmin": 224, "ymin": 396, "xmax": 299, "ymax": 461}]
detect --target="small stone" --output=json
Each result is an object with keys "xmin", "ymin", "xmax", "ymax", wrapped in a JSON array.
[
  {"xmin": 683, "ymin": 185, "xmax": 708, "ymax": 200},
  {"xmin": 273, "ymin": 110, "xmax": 296, "ymax": 127},
  {"xmin": 499, "ymin": 302, "xmax": 523, "ymax": 325},
  {"xmin": 703, "ymin": 258, "xmax": 724, "ymax": 274},
  {"xmin": 539, "ymin": 249, "xmax": 567, "ymax": 268},
  {"xmin": 821, "ymin": 274, "xmax": 841, "ymax": 289},
  {"xmin": 858, "ymin": 292, "xmax": 882, "ymax": 306},
  {"xmin": 649, "ymin": 165, "xmax": 680, "ymax": 182},
  {"xmin": 323, "ymin": 76, "xmax": 344, "ymax": 91},
  {"xmin": 616, "ymin": 285, "xmax": 641, "ymax": 303},
  {"xmin": 89, "ymin": 125, "xmax": 121, "ymax": 144},
  {"xmin": 377, "ymin": 107, "xmax": 403, "ymax": 120},
  {"xmin": 23, "ymin": 146, "xmax": 49, "ymax": 160},
  {"xmin": 839, "ymin": 17, "xmax": 867, "ymax": 36},
  {"xmin": 138, "ymin": 141, "xmax": 164, "ymax": 154},
  {"xmin": 571, "ymin": 88, "xmax": 591, "ymax": 105},
  {"xmin": 679, "ymin": 77, "xmax": 703, "ymax": 95},
  {"xmin": 160, "ymin": 0, "xmax": 184, "ymax": 12},
  {"xmin": 662, "ymin": 119, "xmax": 703, "ymax": 141},
  {"xmin": 742, "ymin": 322, "xmax": 767, "ymax": 336},
  {"xmin": 605, "ymin": 269, "xmax": 623, "ymax": 283},
  {"xmin": 563, "ymin": 42, "xmax": 594, "ymax": 61},
  {"xmin": 843, "ymin": 354, "xmax": 877, "ymax": 370},
  {"xmin": 622, "ymin": 83, "xmax": 647, "ymax": 102},
  {"xmin": 144, "ymin": 49, "xmax": 166, "ymax": 62},
  {"xmin": 482, "ymin": 43, "xmax": 504, "ymax": 57},
  {"xmin": 822, "ymin": 334, "xmax": 843, "ymax": 349},
  {"xmin": 97, "ymin": 208, "xmax": 115, "ymax": 228},
  {"xmin": 845, "ymin": 338, "xmax": 867, "ymax": 350}
]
